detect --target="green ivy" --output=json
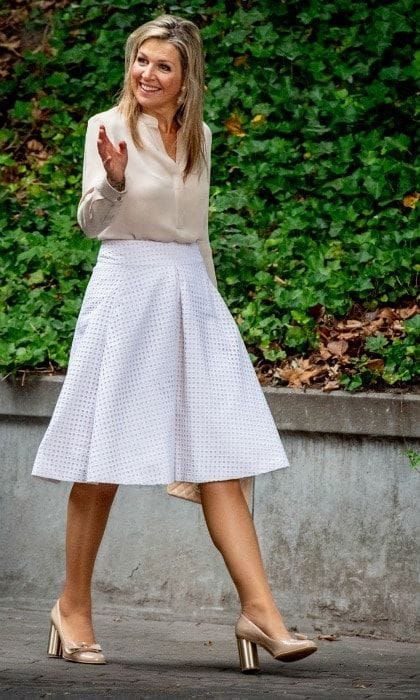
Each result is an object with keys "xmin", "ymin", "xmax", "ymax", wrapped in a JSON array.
[
  {"xmin": 340, "ymin": 314, "xmax": 420, "ymax": 391},
  {"xmin": 404, "ymin": 449, "xmax": 420, "ymax": 471},
  {"xmin": 365, "ymin": 315, "xmax": 420, "ymax": 384},
  {"xmin": 1, "ymin": 0, "xmax": 418, "ymax": 383}
]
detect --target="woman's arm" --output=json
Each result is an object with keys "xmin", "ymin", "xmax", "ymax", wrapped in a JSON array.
[
  {"xmin": 197, "ymin": 124, "xmax": 218, "ymax": 289},
  {"xmin": 76, "ymin": 116, "xmax": 128, "ymax": 238},
  {"xmin": 197, "ymin": 223, "xmax": 218, "ymax": 288}
]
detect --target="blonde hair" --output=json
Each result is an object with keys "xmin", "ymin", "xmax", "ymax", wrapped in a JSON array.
[{"xmin": 116, "ymin": 14, "xmax": 207, "ymax": 180}]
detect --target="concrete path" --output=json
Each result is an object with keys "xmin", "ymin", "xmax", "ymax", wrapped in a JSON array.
[{"xmin": 0, "ymin": 602, "xmax": 418, "ymax": 698}]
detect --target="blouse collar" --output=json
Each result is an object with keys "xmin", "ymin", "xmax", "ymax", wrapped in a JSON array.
[
  {"xmin": 138, "ymin": 110, "xmax": 186, "ymax": 170},
  {"xmin": 138, "ymin": 111, "xmax": 159, "ymax": 129},
  {"xmin": 138, "ymin": 111, "xmax": 182, "ymax": 132}
]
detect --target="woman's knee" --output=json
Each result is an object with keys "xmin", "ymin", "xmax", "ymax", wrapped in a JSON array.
[
  {"xmin": 71, "ymin": 482, "xmax": 119, "ymax": 500},
  {"xmin": 199, "ymin": 478, "xmax": 241, "ymax": 496}
]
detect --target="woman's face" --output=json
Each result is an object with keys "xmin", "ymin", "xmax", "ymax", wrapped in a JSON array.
[{"xmin": 131, "ymin": 38, "xmax": 184, "ymax": 114}]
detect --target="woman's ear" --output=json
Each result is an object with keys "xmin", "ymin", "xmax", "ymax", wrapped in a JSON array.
[{"xmin": 177, "ymin": 84, "xmax": 186, "ymax": 106}]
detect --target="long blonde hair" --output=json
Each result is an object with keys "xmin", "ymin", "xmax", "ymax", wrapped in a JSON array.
[{"xmin": 117, "ymin": 14, "xmax": 207, "ymax": 180}]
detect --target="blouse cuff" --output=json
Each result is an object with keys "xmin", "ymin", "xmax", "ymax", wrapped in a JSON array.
[{"xmin": 96, "ymin": 175, "xmax": 127, "ymax": 202}]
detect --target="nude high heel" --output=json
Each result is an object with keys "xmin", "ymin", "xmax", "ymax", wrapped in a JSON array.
[
  {"xmin": 235, "ymin": 613, "xmax": 317, "ymax": 673},
  {"xmin": 47, "ymin": 600, "xmax": 106, "ymax": 664}
]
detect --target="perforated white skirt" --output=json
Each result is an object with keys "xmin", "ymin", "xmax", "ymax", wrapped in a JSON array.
[{"xmin": 31, "ymin": 239, "xmax": 289, "ymax": 497}]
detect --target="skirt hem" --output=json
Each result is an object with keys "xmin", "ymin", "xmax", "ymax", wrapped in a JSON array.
[{"xmin": 31, "ymin": 461, "xmax": 288, "ymax": 487}]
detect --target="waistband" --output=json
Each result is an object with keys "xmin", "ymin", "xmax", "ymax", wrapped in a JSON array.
[{"xmin": 96, "ymin": 239, "xmax": 203, "ymax": 267}]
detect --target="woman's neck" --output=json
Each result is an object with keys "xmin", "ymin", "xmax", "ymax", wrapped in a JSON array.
[{"xmin": 142, "ymin": 106, "xmax": 178, "ymax": 134}]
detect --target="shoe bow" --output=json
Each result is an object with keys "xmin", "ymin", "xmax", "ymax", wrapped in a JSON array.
[{"xmin": 66, "ymin": 642, "xmax": 103, "ymax": 653}]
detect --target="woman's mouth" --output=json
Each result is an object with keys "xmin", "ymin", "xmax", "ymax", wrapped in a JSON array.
[{"xmin": 138, "ymin": 82, "xmax": 160, "ymax": 94}]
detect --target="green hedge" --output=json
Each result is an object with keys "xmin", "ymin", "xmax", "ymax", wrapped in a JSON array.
[{"xmin": 0, "ymin": 0, "xmax": 418, "ymax": 382}]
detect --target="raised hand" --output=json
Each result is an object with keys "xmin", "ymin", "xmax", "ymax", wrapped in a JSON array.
[{"xmin": 97, "ymin": 124, "xmax": 128, "ymax": 188}]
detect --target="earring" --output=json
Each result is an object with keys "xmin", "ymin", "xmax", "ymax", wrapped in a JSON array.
[{"xmin": 177, "ymin": 84, "xmax": 186, "ymax": 106}]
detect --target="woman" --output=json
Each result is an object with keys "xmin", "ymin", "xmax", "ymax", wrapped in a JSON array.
[{"xmin": 32, "ymin": 14, "xmax": 317, "ymax": 672}]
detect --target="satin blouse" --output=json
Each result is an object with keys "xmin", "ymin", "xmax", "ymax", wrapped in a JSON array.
[{"xmin": 76, "ymin": 106, "xmax": 217, "ymax": 288}]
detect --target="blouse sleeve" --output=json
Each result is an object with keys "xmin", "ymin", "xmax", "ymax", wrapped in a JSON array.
[
  {"xmin": 197, "ymin": 124, "xmax": 218, "ymax": 289},
  {"xmin": 76, "ymin": 115, "xmax": 128, "ymax": 238}
]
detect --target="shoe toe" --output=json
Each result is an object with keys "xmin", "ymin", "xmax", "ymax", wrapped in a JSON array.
[{"xmin": 66, "ymin": 650, "xmax": 107, "ymax": 664}]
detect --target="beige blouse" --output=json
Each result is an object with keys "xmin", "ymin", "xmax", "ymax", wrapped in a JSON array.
[{"xmin": 77, "ymin": 106, "xmax": 218, "ymax": 288}]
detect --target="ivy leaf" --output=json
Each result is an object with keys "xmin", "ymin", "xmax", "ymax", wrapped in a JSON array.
[{"xmin": 363, "ymin": 175, "xmax": 383, "ymax": 199}]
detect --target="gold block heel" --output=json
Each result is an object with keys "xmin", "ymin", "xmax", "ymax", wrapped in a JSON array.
[
  {"xmin": 47, "ymin": 621, "xmax": 62, "ymax": 658},
  {"xmin": 236, "ymin": 635, "xmax": 260, "ymax": 673}
]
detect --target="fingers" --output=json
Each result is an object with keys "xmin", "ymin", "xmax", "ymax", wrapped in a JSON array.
[
  {"xmin": 97, "ymin": 124, "xmax": 111, "ymax": 147},
  {"xmin": 97, "ymin": 126, "xmax": 113, "ymax": 165},
  {"xmin": 97, "ymin": 126, "xmax": 126, "ymax": 154},
  {"xmin": 96, "ymin": 126, "xmax": 127, "ymax": 175}
]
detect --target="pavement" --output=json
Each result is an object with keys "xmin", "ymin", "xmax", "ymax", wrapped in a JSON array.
[{"xmin": 0, "ymin": 602, "xmax": 418, "ymax": 699}]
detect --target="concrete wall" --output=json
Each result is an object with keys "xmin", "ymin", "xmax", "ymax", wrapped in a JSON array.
[{"xmin": 1, "ymin": 376, "xmax": 419, "ymax": 641}]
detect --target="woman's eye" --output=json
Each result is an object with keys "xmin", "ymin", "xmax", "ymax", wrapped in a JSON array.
[
  {"xmin": 137, "ymin": 57, "xmax": 147, "ymax": 64},
  {"xmin": 159, "ymin": 64, "xmax": 170, "ymax": 71}
]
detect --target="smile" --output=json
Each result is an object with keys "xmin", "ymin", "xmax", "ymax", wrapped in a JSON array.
[{"xmin": 139, "ymin": 82, "xmax": 160, "ymax": 93}]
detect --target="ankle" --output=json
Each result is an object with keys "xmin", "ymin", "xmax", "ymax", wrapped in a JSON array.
[
  {"xmin": 240, "ymin": 602, "xmax": 293, "ymax": 640},
  {"xmin": 59, "ymin": 593, "xmax": 92, "ymax": 617},
  {"xmin": 241, "ymin": 596, "xmax": 278, "ymax": 617}
]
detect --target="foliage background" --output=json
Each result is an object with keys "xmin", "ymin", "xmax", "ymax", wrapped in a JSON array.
[{"xmin": 0, "ymin": 0, "xmax": 418, "ymax": 389}]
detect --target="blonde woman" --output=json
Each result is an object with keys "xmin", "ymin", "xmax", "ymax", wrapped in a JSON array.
[{"xmin": 32, "ymin": 14, "xmax": 317, "ymax": 672}]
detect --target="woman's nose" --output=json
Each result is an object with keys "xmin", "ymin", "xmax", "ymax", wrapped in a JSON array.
[{"xmin": 142, "ymin": 64, "xmax": 154, "ymax": 80}]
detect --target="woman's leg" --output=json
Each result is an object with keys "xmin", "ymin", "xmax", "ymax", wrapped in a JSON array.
[
  {"xmin": 200, "ymin": 479, "xmax": 293, "ymax": 639},
  {"xmin": 57, "ymin": 482, "xmax": 119, "ymax": 643}
]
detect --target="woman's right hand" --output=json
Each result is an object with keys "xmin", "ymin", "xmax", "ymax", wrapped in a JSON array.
[{"xmin": 97, "ymin": 124, "xmax": 128, "ymax": 188}]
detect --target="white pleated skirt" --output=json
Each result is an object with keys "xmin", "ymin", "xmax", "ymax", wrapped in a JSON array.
[{"xmin": 31, "ymin": 239, "xmax": 289, "ymax": 493}]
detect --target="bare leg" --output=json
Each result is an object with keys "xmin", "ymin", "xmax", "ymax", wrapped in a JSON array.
[
  {"xmin": 200, "ymin": 479, "xmax": 293, "ymax": 639},
  {"xmin": 57, "ymin": 482, "xmax": 118, "ymax": 644}
]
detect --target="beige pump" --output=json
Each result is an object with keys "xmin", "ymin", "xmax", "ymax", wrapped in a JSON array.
[
  {"xmin": 47, "ymin": 600, "xmax": 106, "ymax": 664},
  {"xmin": 235, "ymin": 612, "xmax": 317, "ymax": 673}
]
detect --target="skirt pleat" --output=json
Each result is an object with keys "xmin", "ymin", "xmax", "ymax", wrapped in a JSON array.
[{"xmin": 31, "ymin": 239, "xmax": 290, "ymax": 488}]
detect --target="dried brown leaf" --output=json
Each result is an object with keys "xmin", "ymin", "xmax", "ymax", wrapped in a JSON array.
[
  {"xmin": 322, "ymin": 380, "xmax": 341, "ymax": 392},
  {"xmin": 27, "ymin": 139, "xmax": 43, "ymax": 152},
  {"xmin": 319, "ymin": 346, "xmax": 332, "ymax": 360},
  {"xmin": 275, "ymin": 359, "xmax": 327, "ymax": 388},
  {"xmin": 329, "ymin": 363, "xmax": 342, "ymax": 376},
  {"xmin": 327, "ymin": 340, "xmax": 349, "ymax": 356},
  {"xmin": 369, "ymin": 318, "xmax": 386, "ymax": 331},
  {"xmin": 335, "ymin": 331, "xmax": 362, "ymax": 341},
  {"xmin": 391, "ymin": 320, "xmax": 405, "ymax": 332},
  {"xmin": 364, "ymin": 358, "xmax": 384, "ymax": 371},
  {"xmin": 365, "ymin": 310, "xmax": 380, "ymax": 321},
  {"xmin": 0, "ymin": 38, "xmax": 21, "ymax": 54},
  {"xmin": 225, "ymin": 114, "xmax": 246, "ymax": 137},
  {"xmin": 379, "ymin": 308, "xmax": 397, "ymax": 321},
  {"xmin": 402, "ymin": 192, "xmax": 420, "ymax": 209},
  {"xmin": 233, "ymin": 54, "xmax": 248, "ymax": 66},
  {"xmin": 34, "ymin": 151, "xmax": 49, "ymax": 161},
  {"xmin": 398, "ymin": 305, "xmax": 418, "ymax": 320},
  {"xmin": 318, "ymin": 325, "xmax": 331, "ymax": 341},
  {"xmin": 345, "ymin": 319, "xmax": 364, "ymax": 329}
]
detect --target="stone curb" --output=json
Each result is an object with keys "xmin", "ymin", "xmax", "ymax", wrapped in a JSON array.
[{"xmin": 0, "ymin": 375, "xmax": 418, "ymax": 438}]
